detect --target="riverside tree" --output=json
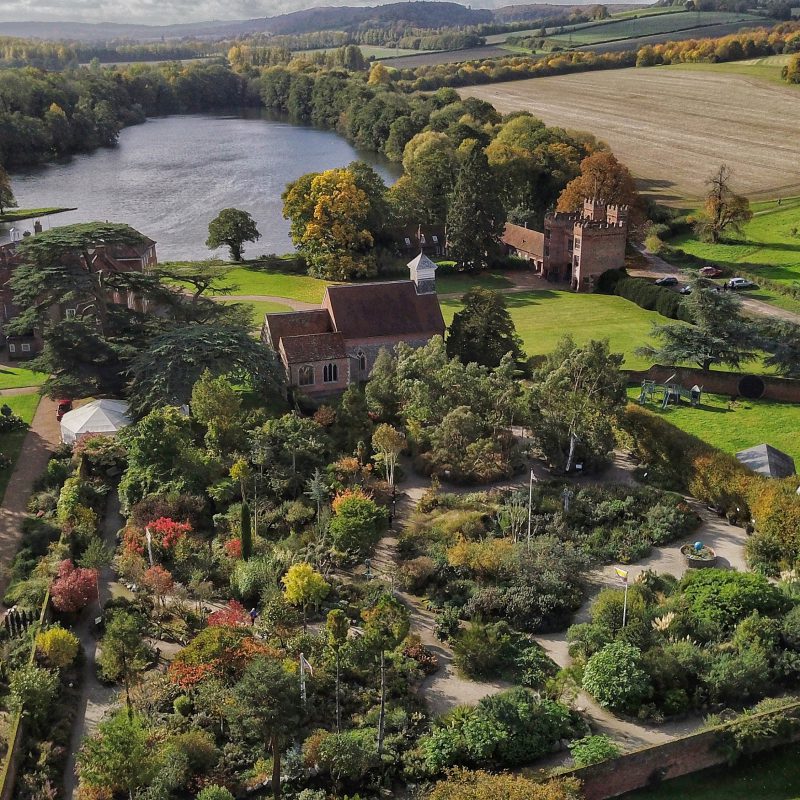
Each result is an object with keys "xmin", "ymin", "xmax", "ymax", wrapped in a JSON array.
[
  {"xmin": 446, "ymin": 143, "xmax": 505, "ymax": 271},
  {"xmin": 0, "ymin": 166, "xmax": 16, "ymax": 215},
  {"xmin": 206, "ymin": 208, "xmax": 261, "ymax": 261}
]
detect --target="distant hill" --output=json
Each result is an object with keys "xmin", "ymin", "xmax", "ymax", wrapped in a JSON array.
[{"xmin": 1, "ymin": 1, "xmax": 647, "ymax": 42}]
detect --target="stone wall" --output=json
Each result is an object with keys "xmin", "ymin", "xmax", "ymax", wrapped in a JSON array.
[
  {"xmin": 574, "ymin": 224, "xmax": 626, "ymax": 291},
  {"xmin": 566, "ymin": 702, "xmax": 800, "ymax": 800},
  {"xmin": 624, "ymin": 364, "xmax": 800, "ymax": 404}
]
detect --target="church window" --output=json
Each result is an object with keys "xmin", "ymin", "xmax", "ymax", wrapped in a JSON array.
[
  {"xmin": 357, "ymin": 351, "xmax": 367, "ymax": 372},
  {"xmin": 299, "ymin": 365, "xmax": 314, "ymax": 386},
  {"xmin": 323, "ymin": 363, "xmax": 339, "ymax": 383}
]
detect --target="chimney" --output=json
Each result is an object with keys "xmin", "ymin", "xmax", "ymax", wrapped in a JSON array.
[{"xmin": 408, "ymin": 252, "xmax": 438, "ymax": 295}]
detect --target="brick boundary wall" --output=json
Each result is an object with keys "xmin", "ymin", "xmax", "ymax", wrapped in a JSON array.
[
  {"xmin": 623, "ymin": 364, "xmax": 800, "ymax": 404},
  {"xmin": 563, "ymin": 702, "xmax": 800, "ymax": 800}
]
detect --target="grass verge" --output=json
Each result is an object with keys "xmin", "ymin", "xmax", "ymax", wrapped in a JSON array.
[
  {"xmin": 0, "ymin": 392, "xmax": 41, "ymax": 503},
  {"xmin": 0, "ymin": 364, "xmax": 46, "ymax": 390}
]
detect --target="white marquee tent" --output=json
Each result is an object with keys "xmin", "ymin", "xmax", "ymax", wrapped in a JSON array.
[{"xmin": 60, "ymin": 399, "xmax": 132, "ymax": 445}]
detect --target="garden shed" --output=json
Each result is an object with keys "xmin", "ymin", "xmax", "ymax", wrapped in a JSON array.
[{"xmin": 59, "ymin": 399, "xmax": 132, "ymax": 445}]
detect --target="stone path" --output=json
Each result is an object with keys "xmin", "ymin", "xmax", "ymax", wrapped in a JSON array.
[{"xmin": 0, "ymin": 394, "xmax": 59, "ymax": 600}]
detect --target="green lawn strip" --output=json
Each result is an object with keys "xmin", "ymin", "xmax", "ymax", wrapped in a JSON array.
[
  {"xmin": 0, "ymin": 207, "xmax": 76, "ymax": 224},
  {"xmin": 622, "ymin": 744, "xmax": 800, "ymax": 800},
  {"xmin": 626, "ymin": 387, "xmax": 800, "ymax": 465},
  {"xmin": 669, "ymin": 197, "xmax": 800, "ymax": 287},
  {"xmin": 0, "ymin": 365, "xmax": 47, "ymax": 390},
  {"xmin": 441, "ymin": 290, "xmax": 670, "ymax": 370},
  {"xmin": 232, "ymin": 299, "xmax": 298, "ymax": 328},
  {"xmin": 437, "ymin": 272, "xmax": 514, "ymax": 294},
  {"xmin": 0, "ymin": 392, "xmax": 41, "ymax": 503}
]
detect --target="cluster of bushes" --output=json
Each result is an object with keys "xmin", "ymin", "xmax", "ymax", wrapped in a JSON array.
[
  {"xmin": 570, "ymin": 569, "xmax": 800, "ymax": 719},
  {"xmin": 620, "ymin": 404, "xmax": 800, "ymax": 575},
  {"xmin": 598, "ymin": 269, "xmax": 692, "ymax": 321},
  {"xmin": 418, "ymin": 688, "xmax": 583, "ymax": 772}
]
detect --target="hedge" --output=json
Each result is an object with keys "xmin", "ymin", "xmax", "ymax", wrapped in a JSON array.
[{"xmin": 597, "ymin": 269, "xmax": 691, "ymax": 321}]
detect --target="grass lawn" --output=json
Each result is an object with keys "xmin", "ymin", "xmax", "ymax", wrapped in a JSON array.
[
  {"xmin": 0, "ymin": 364, "xmax": 46, "ymax": 390},
  {"xmin": 622, "ymin": 745, "xmax": 800, "ymax": 799},
  {"xmin": 441, "ymin": 290, "xmax": 668, "ymax": 370},
  {"xmin": 0, "ymin": 207, "xmax": 75, "ymax": 224},
  {"xmin": 437, "ymin": 272, "xmax": 513, "ymax": 295},
  {"xmin": 217, "ymin": 266, "xmax": 334, "ymax": 304},
  {"xmin": 0, "ymin": 392, "xmax": 41, "ymax": 503},
  {"xmin": 666, "ymin": 54, "xmax": 793, "ymax": 86},
  {"xmin": 669, "ymin": 196, "xmax": 800, "ymax": 287},
  {"xmin": 626, "ymin": 387, "xmax": 800, "ymax": 465},
  {"xmin": 229, "ymin": 299, "xmax": 297, "ymax": 328}
]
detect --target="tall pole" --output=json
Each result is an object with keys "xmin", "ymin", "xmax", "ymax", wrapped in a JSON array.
[
  {"xmin": 527, "ymin": 468, "xmax": 534, "ymax": 550},
  {"xmin": 622, "ymin": 580, "xmax": 629, "ymax": 628},
  {"xmin": 300, "ymin": 652, "xmax": 307, "ymax": 707}
]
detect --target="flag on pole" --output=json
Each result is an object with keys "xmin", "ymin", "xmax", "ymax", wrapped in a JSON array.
[
  {"xmin": 300, "ymin": 653, "xmax": 314, "ymax": 677},
  {"xmin": 615, "ymin": 567, "xmax": 629, "ymax": 583}
]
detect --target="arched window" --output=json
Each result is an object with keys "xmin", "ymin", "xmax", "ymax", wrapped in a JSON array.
[
  {"xmin": 298, "ymin": 365, "xmax": 314, "ymax": 386},
  {"xmin": 323, "ymin": 363, "xmax": 338, "ymax": 383},
  {"xmin": 357, "ymin": 350, "xmax": 367, "ymax": 373}
]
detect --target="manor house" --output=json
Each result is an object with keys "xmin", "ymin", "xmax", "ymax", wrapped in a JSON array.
[
  {"xmin": 502, "ymin": 198, "xmax": 628, "ymax": 292},
  {"xmin": 261, "ymin": 254, "xmax": 445, "ymax": 397}
]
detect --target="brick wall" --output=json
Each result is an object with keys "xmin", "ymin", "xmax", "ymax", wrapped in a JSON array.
[
  {"xmin": 574, "ymin": 225, "xmax": 627, "ymax": 291},
  {"xmin": 625, "ymin": 364, "xmax": 800, "ymax": 404},
  {"xmin": 566, "ymin": 702, "xmax": 800, "ymax": 800}
]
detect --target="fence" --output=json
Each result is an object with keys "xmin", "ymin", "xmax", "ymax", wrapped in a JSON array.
[
  {"xmin": 564, "ymin": 701, "xmax": 800, "ymax": 800},
  {"xmin": 624, "ymin": 364, "xmax": 800, "ymax": 404}
]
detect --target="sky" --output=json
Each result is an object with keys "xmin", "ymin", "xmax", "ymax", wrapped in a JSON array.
[{"xmin": 0, "ymin": 0, "xmax": 634, "ymax": 26}]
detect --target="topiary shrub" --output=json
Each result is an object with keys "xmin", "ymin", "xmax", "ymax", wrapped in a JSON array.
[
  {"xmin": 569, "ymin": 734, "xmax": 621, "ymax": 767},
  {"xmin": 196, "ymin": 787, "xmax": 235, "ymax": 800}
]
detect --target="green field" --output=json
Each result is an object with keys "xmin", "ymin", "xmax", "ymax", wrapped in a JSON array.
[
  {"xmin": 0, "ymin": 364, "xmax": 46, "ymax": 390},
  {"xmin": 234, "ymin": 299, "xmax": 298, "ymax": 328},
  {"xmin": 0, "ymin": 207, "xmax": 75, "ymax": 224},
  {"xmin": 666, "ymin": 54, "xmax": 793, "ymax": 85},
  {"xmin": 441, "ymin": 290, "xmax": 668, "ymax": 370},
  {"xmin": 669, "ymin": 196, "xmax": 800, "ymax": 289},
  {"xmin": 0, "ymin": 392, "xmax": 41, "ymax": 503},
  {"xmin": 627, "ymin": 387, "xmax": 800, "ymax": 465},
  {"xmin": 437, "ymin": 272, "xmax": 513, "ymax": 295},
  {"xmin": 548, "ymin": 10, "xmax": 759, "ymax": 45},
  {"xmin": 299, "ymin": 45, "xmax": 424, "ymax": 59},
  {"xmin": 623, "ymin": 745, "xmax": 800, "ymax": 799}
]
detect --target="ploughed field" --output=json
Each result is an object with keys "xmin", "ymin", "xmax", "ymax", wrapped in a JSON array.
[{"xmin": 459, "ymin": 67, "xmax": 800, "ymax": 203}]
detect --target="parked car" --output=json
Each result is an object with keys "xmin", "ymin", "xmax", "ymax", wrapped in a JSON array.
[
  {"xmin": 655, "ymin": 276, "xmax": 678, "ymax": 286},
  {"xmin": 56, "ymin": 398, "xmax": 72, "ymax": 421},
  {"xmin": 727, "ymin": 277, "xmax": 758, "ymax": 290},
  {"xmin": 699, "ymin": 266, "xmax": 723, "ymax": 278},
  {"xmin": 679, "ymin": 285, "xmax": 692, "ymax": 295}
]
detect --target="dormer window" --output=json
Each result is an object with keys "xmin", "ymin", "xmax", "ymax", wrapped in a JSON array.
[
  {"xmin": 404, "ymin": 237, "xmax": 412, "ymax": 247},
  {"xmin": 431, "ymin": 235, "xmax": 439, "ymax": 244}
]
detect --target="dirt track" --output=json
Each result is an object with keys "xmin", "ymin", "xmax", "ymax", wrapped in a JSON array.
[{"xmin": 460, "ymin": 68, "xmax": 800, "ymax": 204}]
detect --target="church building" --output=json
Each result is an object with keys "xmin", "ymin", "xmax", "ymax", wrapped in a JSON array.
[{"xmin": 261, "ymin": 254, "xmax": 445, "ymax": 397}]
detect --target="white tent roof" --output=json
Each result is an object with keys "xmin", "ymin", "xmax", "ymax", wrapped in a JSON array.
[{"xmin": 60, "ymin": 399, "xmax": 131, "ymax": 444}]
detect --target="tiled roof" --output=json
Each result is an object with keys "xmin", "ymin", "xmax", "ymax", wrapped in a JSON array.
[
  {"xmin": 736, "ymin": 443, "xmax": 796, "ymax": 479},
  {"xmin": 281, "ymin": 332, "xmax": 346, "ymax": 363},
  {"xmin": 502, "ymin": 223, "xmax": 544, "ymax": 258},
  {"xmin": 264, "ymin": 309, "xmax": 333, "ymax": 347},
  {"xmin": 324, "ymin": 281, "xmax": 445, "ymax": 340}
]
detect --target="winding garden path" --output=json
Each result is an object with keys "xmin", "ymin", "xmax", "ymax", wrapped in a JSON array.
[{"xmin": 377, "ymin": 448, "xmax": 749, "ymax": 749}]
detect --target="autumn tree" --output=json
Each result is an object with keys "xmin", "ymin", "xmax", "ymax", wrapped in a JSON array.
[
  {"xmin": 51, "ymin": 559, "xmax": 98, "ymax": 613},
  {"xmin": 0, "ymin": 166, "xmax": 17, "ymax": 215},
  {"xmin": 693, "ymin": 164, "xmax": 753, "ymax": 243},
  {"xmin": 447, "ymin": 288, "xmax": 524, "ymax": 368},
  {"xmin": 78, "ymin": 538, "xmax": 113, "ymax": 608},
  {"xmin": 282, "ymin": 562, "xmax": 330, "ymax": 631},
  {"xmin": 36, "ymin": 626, "xmax": 80, "ymax": 669},
  {"xmin": 229, "ymin": 657, "xmax": 301, "ymax": 800},
  {"xmin": 447, "ymin": 143, "xmax": 506, "ymax": 271},
  {"xmin": 362, "ymin": 594, "xmax": 410, "ymax": 755},
  {"xmin": 557, "ymin": 150, "xmax": 643, "ymax": 231},
  {"xmin": 143, "ymin": 565, "xmax": 174, "ymax": 606},
  {"xmin": 639, "ymin": 283, "xmax": 757, "ymax": 371},
  {"xmin": 206, "ymin": 208, "xmax": 261, "ymax": 261},
  {"xmin": 283, "ymin": 166, "xmax": 377, "ymax": 279}
]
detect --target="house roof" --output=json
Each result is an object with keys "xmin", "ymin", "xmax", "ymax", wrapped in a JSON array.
[
  {"xmin": 735, "ymin": 443, "xmax": 796, "ymax": 479},
  {"xmin": 281, "ymin": 332, "xmax": 346, "ymax": 364},
  {"xmin": 324, "ymin": 281, "xmax": 445, "ymax": 340},
  {"xmin": 264, "ymin": 309, "xmax": 333, "ymax": 347},
  {"xmin": 502, "ymin": 223, "xmax": 544, "ymax": 258}
]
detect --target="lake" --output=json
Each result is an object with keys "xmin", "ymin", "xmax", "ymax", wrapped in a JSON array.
[{"xmin": 8, "ymin": 112, "xmax": 399, "ymax": 262}]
